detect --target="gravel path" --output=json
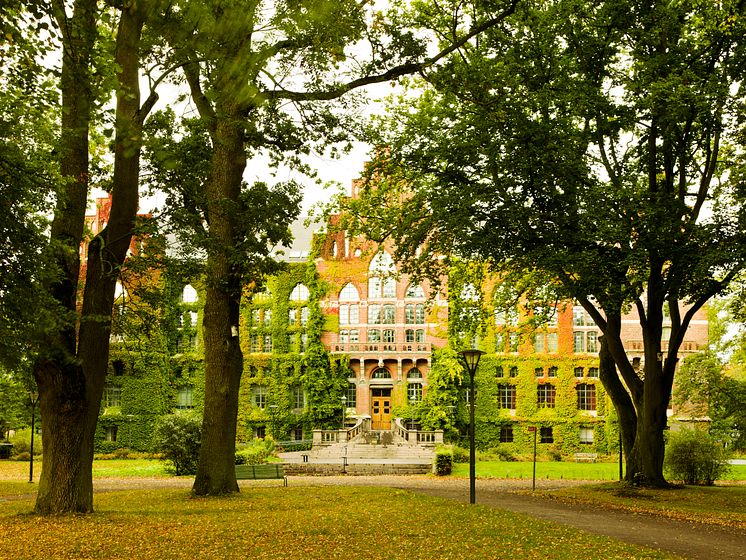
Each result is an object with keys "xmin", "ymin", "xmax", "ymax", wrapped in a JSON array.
[{"xmin": 8, "ymin": 475, "xmax": 745, "ymax": 559}]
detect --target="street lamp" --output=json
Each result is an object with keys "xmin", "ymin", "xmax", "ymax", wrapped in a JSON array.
[
  {"xmin": 340, "ymin": 395, "xmax": 347, "ymax": 428},
  {"xmin": 28, "ymin": 390, "xmax": 39, "ymax": 484},
  {"xmin": 461, "ymin": 348, "xmax": 485, "ymax": 504}
]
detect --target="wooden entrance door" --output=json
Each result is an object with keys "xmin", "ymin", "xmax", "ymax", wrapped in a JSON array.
[{"xmin": 371, "ymin": 388, "xmax": 392, "ymax": 430}]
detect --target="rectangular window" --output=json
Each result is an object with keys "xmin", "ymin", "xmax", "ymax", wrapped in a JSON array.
[
  {"xmin": 252, "ymin": 385, "xmax": 267, "ymax": 409},
  {"xmin": 252, "ymin": 309, "xmax": 260, "ymax": 326},
  {"xmin": 263, "ymin": 309, "xmax": 272, "ymax": 327},
  {"xmin": 497, "ymin": 384, "xmax": 516, "ymax": 409},
  {"xmin": 587, "ymin": 331, "xmax": 598, "ymax": 353},
  {"xmin": 347, "ymin": 304, "xmax": 357, "ymax": 325},
  {"xmin": 537, "ymin": 384, "xmax": 556, "ymax": 408},
  {"xmin": 382, "ymin": 304, "xmax": 396, "ymax": 324},
  {"xmin": 408, "ymin": 382, "xmax": 423, "ymax": 403},
  {"xmin": 255, "ymin": 425, "xmax": 266, "ymax": 439},
  {"xmin": 496, "ymin": 366, "xmax": 504, "ymax": 378},
  {"xmin": 368, "ymin": 329, "xmax": 381, "ymax": 342},
  {"xmin": 573, "ymin": 305, "xmax": 590, "ymax": 326},
  {"xmin": 534, "ymin": 333, "xmax": 545, "ymax": 353},
  {"xmin": 292, "ymin": 386, "xmax": 305, "ymax": 409},
  {"xmin": 574, "ymin": 366, "xmax": 584, "ymax": 378},
  {"xmin": 579, "ymin": 427, "xmax": 594, "ymax": 444},
  {"xmin": 509, "ymin": 332, "xmax": 520, "ymax": 352},
  {"xmin": 299, "ymin": 333, "xmax": 308, "ymax": 352},
  {"xmin": 509, "ymin": 366, "xmax": 518, "ymax": 378},
  {"xmin": 340, "ymin": 330, "xmax": 349, "ymax": 343},
  {"xmin": 576, "ymin": 383, "xmax": 597, "ymax": 411},
  {"xmin": 287, "ymin": 333, "xmax": 295, "ymax": 351},
  {"xmin": 540, "ymin": 426, "xmax": 554, "ymax": 443},
  {"xmin": 573, "ymin": 331, "xmax": 585, "ymax": 353},
  {"xmin": 368, "ymin": 304, "xmax": 381, "ymax": 324},
  {"xmin": 300, "ymin": 306, "xmax": 309, "ymax": 326},
  {"xmin": 291, "ymin": 427, "xmax": 304, "ymax": 441},
  {"xmin": 415, "ymin": 329, "xmax": 425, "ymax": 343},
  {"xmin": 104, "ymin": 385, "xmax": 122, "ymax": 408},
  {"xmin": 289, "ymin": 307, "xmax": 298, "ymax": 325},
  {"xmin": 346, "ymin": 383, "xmax": 357, "ymax": 408},
  {"xmin": 405, "ymin": 329, "xmax": 415, "ymax": 343},
  {"xmin": 382, "ymin": 278, "xmax": 396, "ymax": 298},
  {"xmin": 548, "ymin": 366, "xmax": 558, "ymax": 378},
  {"xmin": 499, "ymin": 425, "xmax": 514, "ymax": 443},
  {"xmin": 405, "ymin": 304, "xmax": 415, "ymax": 324},
  {"xmin": 176, "ymin": 386, "xmax": 194, "ymax": 409},
  {"xmin": 588, "ymin": 367, "xmax": 599, "ymax": 378},
  {"xmin": 105, "ymin": 426, "xmax": 118, "ymax": 442},
  {"xmin": 547, "ymin": 332, "xmax": 558, "ymax": 353},
  {"xmin": 339, "ymin": 305, "xmax": 348, "ymax": 325},
  {"xmin": 495, "ymin": 331, "xmax": 505, "ymax": 353},
  {"xmin": 383, "ymin": 329, "xmax": 396, "ymax": 343},
  {"xmin": 263, "ymin": 334, "xmax": 272, "ymax": 353},
  {"xmin": 250, "ymin": 335, "xmax": 260, "ymax": 353},
  {"xmin": 415, "ymin": 304, "xmax": 425, "ymax": 324},
  {"xmin": 535, "ymin": 367, "xmax": 544, "ymax": 377},
  {"xmin": 349, "ymin": 330, "xmax": 359, "ymax": 343}
]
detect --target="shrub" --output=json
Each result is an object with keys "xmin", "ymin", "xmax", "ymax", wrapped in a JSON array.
[
  {"xmin": 9, "ymin": 429, "xmax": 42, "ymax": 456},
  {"xmin": 152, "ymin": 413, "xmax": 202, "ymax": 475},
  {"xmin": 664, "ymin": 428, "xmax": 731, "ymax": 485},
  {"xmin": 13, "ymin": 452, "xmax": 31, "ymax": 461},
  {"xmin": 434, "ymin": 447, "xmax": 453, "ymax": 476},
  {"xmin": 235, "ymin": 439, "xmax": 275, "ymax": 465},
  {"xmin": 451, "ymin": 446, "xmax": 469, "ymax": 463}
]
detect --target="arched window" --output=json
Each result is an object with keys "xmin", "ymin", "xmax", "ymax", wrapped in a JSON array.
[
  {"xmin": 290, "ymin": 283, "xmax": 310, "ymax": 301},
  {"xmin": 371, "ymin": 367, "xmax": 391, "ymax": 379},
  {"xmin": 182, "ymin": 284, "xmax": 198, "ymax": 303},
  {"xmin": 407, "ymin": 367, "xmax": 422, "ymax": 379},
  {"xmin": 405, "ymin": 284, "xmax": 425, "ymax": 298},
  {"xmin": 369, "ymin": 251, "xmax": 395, "ymax": 274},
  {"xmin": 339, "ymin": 283, "xmax": 360, "ymax": 301},
  {"xmin": 368, "ymin": 251, "xmax": 397, "ymax": 298}
]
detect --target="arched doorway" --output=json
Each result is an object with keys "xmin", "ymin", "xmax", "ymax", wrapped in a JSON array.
[{"xmin": 370, "ymin": 367, "xmax": 392, "ymax": 430}]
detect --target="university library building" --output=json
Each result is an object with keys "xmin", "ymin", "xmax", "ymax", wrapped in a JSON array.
[{"xmin": 92, "ymin": 184, "xmax": 708, "ymax": 459}]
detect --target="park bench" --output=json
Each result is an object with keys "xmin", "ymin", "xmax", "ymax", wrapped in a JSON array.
[
  {"xmin": 573, "ymin": 452, "xmax": 598, "ymax": 463},
  {"xmin": 235, "ymin": 463, "xmax": 288, "ymax": 486}
]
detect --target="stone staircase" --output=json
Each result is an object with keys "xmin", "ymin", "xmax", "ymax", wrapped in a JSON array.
[{"xmin": 280, "ymin": 429, "xmax": 436, "ymax": 476}]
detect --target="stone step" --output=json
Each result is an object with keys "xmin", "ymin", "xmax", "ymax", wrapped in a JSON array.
[{"xmin": 283, "ymin": 463, "xmax": 432, "ymax": 476}]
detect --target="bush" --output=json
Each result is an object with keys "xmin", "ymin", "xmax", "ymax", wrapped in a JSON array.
[
  {"xmin": 9, "ymin": 429, "xmax": 42, "ymax": 456},
  {"xmin": 451, "ymin": 446, "xmax": 469, "ymax": 463},
  {"xmin": 13, "ymin": 452, "xmax": 30, "ymax": 461},
  {"xmin": 235, "ymin": 439, "xmax": 275, "ymax": 465},
  {"xmin": 152, "ymin": 413, "xmax": 202, "ymax": 475},
  {"xmin": 665, "ymin": 428, "xmax": 731, "ymax": 485},
  {"xmin": 434, "ymin": 447, "xmax": 453, "ymax": 476}
]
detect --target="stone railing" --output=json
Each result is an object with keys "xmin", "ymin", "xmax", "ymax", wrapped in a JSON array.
[
  {"xmin": 312, "ymin": 416, "xmax": 368, "ymax": 447},
  {"xmin": 393, "ymin": 417, "xmax": 443, "ymax": 446}
]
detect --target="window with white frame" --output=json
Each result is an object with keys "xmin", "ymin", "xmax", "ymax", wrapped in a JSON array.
[
  {"xmin": 576, "ymin": 383, "xmax": 597, "ymax": 411},
  {"xmin": 368, "ymin": 304, "xmax": 381, "ymax": 324},
  {"xmin": 499, "ymin": 425, "xmax": 514, "ymax": 443},
  {"xmin": 339, "ymin": 303, "xmax": 359, "ymax": 325},
  {"xmin": 368, "ymin": 329, "xmax": 380, "ymax": 342},
  {"xmin": 382, "ymin": 304, "xmax": 396, "ymax": 324},
  {"xmin": 292, "ymin": 386, "xmax": 306, "ymax": 409},
  {"xmin": 547, "ymin": 332, "xmax": 558, "ymax": 353},
  {"xmin": 408, "ymin": 382, "xmax": 423, "ymax": 403},
  {"xmin": 252, "ymin": 385, "xmax": 268, "ymax": 409},
  {"xmin": 372, "ymin": 367, "xmax": 391, "ymax": 379},
  {"xmin": 263, "ymin": 335, "xmax": 272, "ymax": 352},
  {"xmin": 534, "ymin": 332, "xmax": 545, "ymax": 353},
  {"xmin": 346, "ymin": 383, "xmax": 357, "ymax": 408},
  {"xmin": 537, "ymin": 384, "xmax": 556, "ymax": 408},
  {"xmin": 579, "ymin": 427, "xmax": 594, "ymax": 444},
  {"xmin": 383, "ymin": 329, "xmax": 396, "ymax": 343},
  {"xmin": 104, "ymin": 385, "xmax": 122, "ymax": 408},
  {"xmin": 176, "ymin": 385, "xmax": 194, "ymax": 409},
  {"xmin": 497, "ymin": 384, "xmax": 516, "ymax": 409}
]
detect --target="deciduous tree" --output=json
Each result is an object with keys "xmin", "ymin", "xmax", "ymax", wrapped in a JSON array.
[{"xmin": 344, "ymin": 0, "xmax": 746, "ymax": 486}]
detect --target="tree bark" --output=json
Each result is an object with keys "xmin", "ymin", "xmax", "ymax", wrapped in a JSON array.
[
  {"xmin": 35, "ymin": 2, "xmax": 147, "ymax": 513},
  {"xmin": 192, "ymin": 110, "xmax": 246, "ymax": 496}
]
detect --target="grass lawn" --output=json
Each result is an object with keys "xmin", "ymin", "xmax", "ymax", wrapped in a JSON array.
[
  {"xmin": 451, "ymin": 461, "xmax": 746, "ymax": 481},
  {"xmin": 0, "ymin": 486, "xmax": 680, "ymax": 560},
  {"xmin": 541, "ymin": 483, "xmax": 746, "ymax": 529}
]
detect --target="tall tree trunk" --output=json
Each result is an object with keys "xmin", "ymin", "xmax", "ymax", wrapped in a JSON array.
[
  {"xmin": 35, "ymin": 2, "xmax": 147, "ymax": 513},
  {"xmin": 598, "ymin": 335, "xmax": 641, "ymax": 482},
  {"xmin": 192, "ymin": 110, "xmax": 246, "ymax": 496}
]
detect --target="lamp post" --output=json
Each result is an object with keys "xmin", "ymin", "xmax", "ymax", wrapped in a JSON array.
[
  {"xmin": 268, "ymin": 404, "xmax": 278, "ymax": 439},
  {"xmin": 460, "ymin": 348, "xmax": 485, "ymax": 505},
  {"xmin": 340, "ymin": 395, "xmax": 347, "ymax": 429},
  {"xmin": 28, "ymin": 390, "xmax": 38, "ymax": 484}
]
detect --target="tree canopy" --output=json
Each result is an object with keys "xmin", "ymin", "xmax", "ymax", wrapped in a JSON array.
[{"xmin": 342, "ymin": 0, "xmax": 746, "ymax": 485}]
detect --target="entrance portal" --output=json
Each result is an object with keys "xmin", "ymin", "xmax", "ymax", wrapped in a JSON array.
[{"xmin": 371, "ymin": 388, "xmax": 392, "ymax": 430}]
